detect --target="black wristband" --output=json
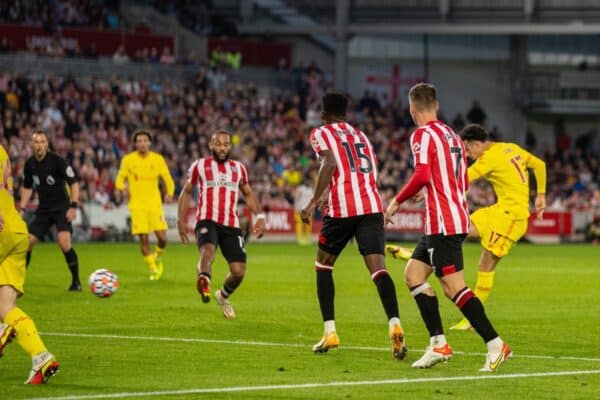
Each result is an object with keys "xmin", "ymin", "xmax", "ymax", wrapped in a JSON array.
[{"xmin": 69, "ymin": 202, "xmax": 79, "ymax": 209}]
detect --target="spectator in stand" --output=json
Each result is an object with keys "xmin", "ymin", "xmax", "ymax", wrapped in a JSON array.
[
  {"xmin": 112, "ymin": 45, "xmax": 130, "ymax": 64},
  {"xmin": 147, "ymin": 47, "xmax": 159, "ymax": 63},
  {"xmin": 466, "ymin": 100, "xmax": 487, "ymax": 126},
  {"xmin": 0, "ymin": 37, "xmax": 12, "ymax": 53},
  {"xmin": 159, "ymin": 46, "xmax": 175, "ymax": 65}
]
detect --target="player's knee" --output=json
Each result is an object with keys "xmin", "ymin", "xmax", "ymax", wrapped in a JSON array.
[
  {"xmin": 58, "ymin": 240, "xmax": 71, "ymax": 252},
  {"xmin": 0, "ymin": 288, "xmax": 17, "ymax": 318},
  {"xmin": 230, "ymin": 263, "xmax": 246, "ymax": 278},
  {"xmin": 404, "ymin": 267, "xmax": 421, "ymax": 288},
  {"xmin": 316, "ymin": 250, "xmax": 336, "ymax": 267},
  {"xmin": 156, "ymin": 235, "xmax": 167, "ymax": 249},
  {"xmin": 200, "ymin": 245, "xmax": 216, "ymax": 260}
]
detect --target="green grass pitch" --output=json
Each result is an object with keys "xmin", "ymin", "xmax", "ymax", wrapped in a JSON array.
[{"xmin": 1, "ymin": 242, "xmax": 599, "ymax": 399}]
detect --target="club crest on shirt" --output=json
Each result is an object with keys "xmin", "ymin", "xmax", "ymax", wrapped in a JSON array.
[{"xmin": 46, "ymin": 175, "xmax": 55, "ymax": 185}]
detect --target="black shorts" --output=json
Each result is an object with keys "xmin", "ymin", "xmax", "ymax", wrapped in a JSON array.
[
  {"xmin": 28, "ymin": 209, "xmax": 72, "ymax": 240},
  {"xmin": 318, "ymin": 213, "xmax": 385, "ymax": 256},
  {"xmin": 194, "ymin": 220, "xmax": 247, "ymax": 263},
  {"xmin": 411, "ymin": 234, "xmax": 467, "ymax": 277}
]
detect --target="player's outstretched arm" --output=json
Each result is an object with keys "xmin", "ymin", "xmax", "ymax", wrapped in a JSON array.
[
  {"xmin": 159, "ymin": 155, "xmax": 175, "ymax": 203},
  {"xmin": 114, "ymin": 157, "xmax": 129, "ymax": 199},
  {"xmin": 240, "ymin": 183, "xmax": 265, "ymax": 238},
  {"xmin": 301, "ymin": 150, "xmax": 336, "ymax": 224},
  {"xmin": 66, "ymin": 181, "xmax": 80, "ymax": 222},
  {"xmin": 177, "ymin": 180, "xmax": 193, "ymax": 244},
  {"xmin": 526, "ymin": 154, "xmax": 547, "ymax": 219},
  {"xmin": 19, "ymin": 187, "xmax": 33, "ymax": 213},
  {"xmin": 20, "ymin": 162, "xmax": 34, "ymax": 212}
]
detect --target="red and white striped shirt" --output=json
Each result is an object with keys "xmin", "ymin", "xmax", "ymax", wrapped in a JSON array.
[
  {"xmin": 188, "ymin": 157, "xmax": 248, "ymax": 228},
  {"xmin": 310, "ymin": 122, "xmax": 383, "ymax": 218},
  {"xmin": 411, "ymin": 121, "xmax": 470, "ymax": 235}
]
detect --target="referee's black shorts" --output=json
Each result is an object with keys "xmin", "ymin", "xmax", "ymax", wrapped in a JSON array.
[
  {"xmin": 318, "ymin": 213, "xmax": 385, "ymax": 256},
  {"xmin": 28, "ymin": 209, "xmax": 72, "ymax": 240}
]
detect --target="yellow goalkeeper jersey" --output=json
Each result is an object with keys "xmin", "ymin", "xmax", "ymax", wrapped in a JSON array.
[
  {"xmin": 115, "ymin": 151, "xmax": 175, "ymax": 211},
  {"xmin": 0, "ymin": 145, "xmax": 27, "ymax": 233},
  {"xmin": 469, "ymin": 142, "xmax": 546, "ymax": 219}
]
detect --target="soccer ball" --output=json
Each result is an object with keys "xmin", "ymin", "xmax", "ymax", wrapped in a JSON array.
[{"xmin": 88, "ymin": 269, "xmax": 119, "ymax": 298}]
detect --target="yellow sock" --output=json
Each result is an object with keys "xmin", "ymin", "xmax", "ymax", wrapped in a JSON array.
[
  {"xmin": 143, "ymin": 254, "xmax": 157, "ymax": 272},
  {"xmin": 154, "ymin": 245, "xmax": 165, "ymax": 259},
  {"xmin": 4, "ymin": 307, "xmax": 47, "ymax": 357},
  {"xmin": 474, "ymin": 270, "xmax": 495, "ymax": 303}
]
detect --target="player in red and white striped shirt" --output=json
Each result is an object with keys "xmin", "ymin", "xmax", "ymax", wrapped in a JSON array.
[
  {"xmin": 385, "ymin": 83, "xmax": 511, "ymax": 372},
  {"xmin": 177, "ymin": 130, "xmax": 266, "ymax": 320},
  {"xmin": 301, "ymin": 93, "xmax": 407, "ymax": 361}
]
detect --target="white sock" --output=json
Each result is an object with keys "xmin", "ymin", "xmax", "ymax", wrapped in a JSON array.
[
  {"xmin": 388, "ymin": 317, "xmax": 401, "ymax": 331},
  {"xmin": 430, "ymin": 334, "xmax": 447, "ymax": 347},
  {"xmin": 486, "ymin": 337, "xmax": 503, "ymax": 352},
  {"xmin": 324, "ymin": 320, "xmax": 336, "ymax": 334}
]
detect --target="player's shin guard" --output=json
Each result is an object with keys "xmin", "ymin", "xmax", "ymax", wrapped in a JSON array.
[
  {"xmin": 453, "ymin": 287, "xmax": 498, "ymax": 343},
  {"xmin": 315, "ymin": 262, "xmax": 335, "ymax": 321},
  {"xmin": 474, "ymin": 271, "xmax": 495, "ymax": 303},
  {"xmin": 63, "ymin": 248, "xmax": 80, "ymax": 284},
  {"xmin": 4, "ymin": 308, "xmax": 47, "ymax": 357},
  {"xmin": 371, "ymin": 269, "xmax": 399, "ymax": 320},
  {"xmin": 410, "ymin": 283, "xmax": 444, "ymax": 336}
]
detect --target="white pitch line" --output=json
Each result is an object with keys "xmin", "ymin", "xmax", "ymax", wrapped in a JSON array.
[
  {"xmin": 41, "ymin": 332, "xmax": 600, "ymax": 362},
  {"xmin": 28, "ymin": 369, "xmax": 600, "ymax": 400}
]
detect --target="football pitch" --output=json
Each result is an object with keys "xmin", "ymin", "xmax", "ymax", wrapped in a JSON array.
[{"xmin": 2, "ymin": 242, "xmax": 599, "ymax": 399}]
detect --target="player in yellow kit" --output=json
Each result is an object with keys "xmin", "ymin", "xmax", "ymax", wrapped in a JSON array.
[
  {"xmin": 0, "ymin": 144, "xmax": 59, "ymax": 384},
  {"xmin": 386, "ymin": 124, "xmax": 547, "ymax": 330},
  {"xmin": 116, "ymin": 129, "xmax": 175, "ymax": 280},
  {"xmin": 449, "ymin": 124, "xmax": 546, "ymax": 330}
]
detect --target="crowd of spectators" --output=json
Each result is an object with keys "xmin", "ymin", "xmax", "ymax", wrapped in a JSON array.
[
  {"xmin": 153, "ymin": 0, "xmax": 238, "ymax": 37},
  {"xmin": 0, "ymin": 0, "xmax": 122, "ymax": 30},
  {"xmin": 0, "ymin": 66, "xmax": 598, "ymax": 227}
]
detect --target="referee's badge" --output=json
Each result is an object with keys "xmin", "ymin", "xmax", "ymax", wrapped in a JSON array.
[
  {"xmin": 46, "ymin": 175, "xmax": 55, "ymax": 185},
  {"xmin": 66, "ymin": 166, "xmax": 75, "ymax": 178}
]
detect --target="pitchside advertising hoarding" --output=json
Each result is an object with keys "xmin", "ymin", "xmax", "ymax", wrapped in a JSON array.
[
  {"xmin": 81, "ymin": 204, "xmax": 575, "ymax": 243},
  {"xmin": 0, "ymin": 24, "xmax": 173, "ymax": 56}
]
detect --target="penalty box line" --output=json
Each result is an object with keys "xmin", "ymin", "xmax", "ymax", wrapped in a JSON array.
[
  {"xmin": 28, "ymin": 370, "xmax": 600, "ymax": 400},
  {"xmin": 41, "ymin": 331, "xmax": 600, "ymax": 363}
]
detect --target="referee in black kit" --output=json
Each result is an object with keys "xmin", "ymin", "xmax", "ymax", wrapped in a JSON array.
[{"xmin": 19, "ymin": 130, "xmax": 82, "ymax": 291}]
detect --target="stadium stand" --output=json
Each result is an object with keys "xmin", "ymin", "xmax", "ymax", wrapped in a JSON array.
[{"xmin": 0, "ymin": 65, "xmax": 597, "ymax": 216}]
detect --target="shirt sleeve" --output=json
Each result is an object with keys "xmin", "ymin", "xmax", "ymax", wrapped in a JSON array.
[
  {"xmin": 115, "ymin": 156, "xmax": 128, "ymax": 191},
  {"xmin": 57, "ymin": 155, "xmax": 78, "ymax": 185},
  {"xmin": 23, "ymin": 160, "xmax": 33, "ymax": 189},
  {"xmin": 410, "ymin": 128, "xmax": 431, "ymax": 165},
  {"xmin": 310, "ymin": 128, "xmax": 329, "ymax": 155},
  {"xmin": 158, "ymin": 155, "xmax": 175, "ymax": 196},
  {"xmin": 468, "ymin": 152, "xmax": 494, "ymax": 182},
  {"xmin": 239, "ymin": 162, "xmax": 249, "ymax": 185},
  {"xmin": 187, "ymin": 160, "xmax": 199, "ymax": 185},
  {"xmin": 522, "ymin": 148, "xmax": 547, "ymax": 194},
  {"xmin": 394, "ymin": 163, "xmax": 432, "ymax": 204}
]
